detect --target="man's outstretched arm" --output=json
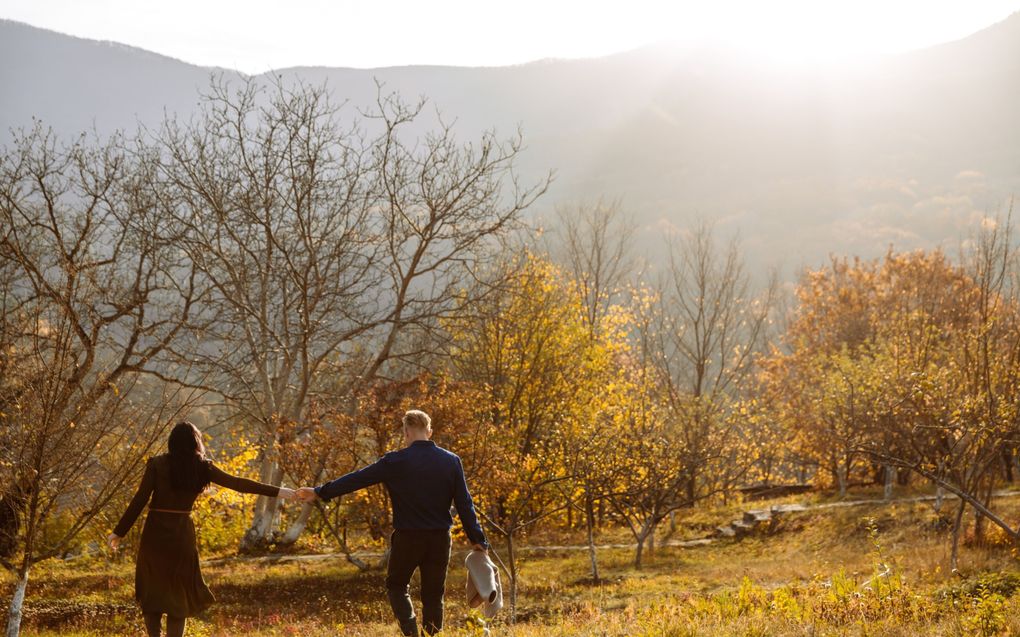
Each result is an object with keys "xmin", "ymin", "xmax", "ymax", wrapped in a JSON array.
[
  {"xmin": 453, "ymin": 457, "xmax": 489, "ymax": 549},
  {"xmin": 299, "ymin": 455, "xmax": 392, "ymax": 502}
]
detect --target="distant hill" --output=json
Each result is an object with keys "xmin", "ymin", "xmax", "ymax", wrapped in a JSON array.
[{"xmin": 3, "ymin": 15, "xmax": 1019, "ymax": 274}]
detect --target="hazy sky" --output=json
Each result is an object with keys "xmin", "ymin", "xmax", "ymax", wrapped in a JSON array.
[{"xmin": 2, "ymin": 0, "xmax": 1019, "ymax": 72}]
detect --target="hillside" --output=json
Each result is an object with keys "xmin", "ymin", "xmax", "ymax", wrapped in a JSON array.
[{"xmin": 2, "ymin": 15, "xmax": 1020, "ymax": 272}]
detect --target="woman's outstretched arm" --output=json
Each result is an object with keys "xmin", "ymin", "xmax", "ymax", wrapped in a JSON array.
[
  {"xmin": 208, "ymin": 463, "xmax": 290, "ymax": 498},
  {"xmin": 111, "ymin": 458, "xmax": 156, "ymax": 539}
]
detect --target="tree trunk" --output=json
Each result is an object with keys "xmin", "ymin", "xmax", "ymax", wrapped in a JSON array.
[
  {"xmin": 5, "ymin": 568, "xmax": 28, "ymax": 637},
  {"xmin": 973, "ymin": 508, "xmax": 987, "ymax": 547},
  {"xmin": 344, "ymin": 552, "xmax": 370, "ymax": 571},
  {"xmin": 634, "ymin": 521, "xmax": 654, "ymax": 569},
  {"xmin": 973, "ymin": 481, "xmax": 994, "ymax": 546},
  {"xmin": 376, "ymin": 547, "xmax": 391, "ymax": 570},
  {"xmin": 506, "ymin": 532, "xmax": 519, "ymax": 623},
  {"xmin": 836, "ymin": 463, "xmax": 848, "ymax": 498},
  {"xmin": 634, "ymin": 536, "xmax": 644, "ymax": 570},
  {"xmin": 585, "ymin": 494, "xmax": 599, "ymax": 583},
  {"xmin": 950, "ymin": 499, "xmax": 966, "ymax": 571},
  {"xmin": 883, "ymin": 465, "xmax": 895, "ymax": 501},
  {"xmin": 280, "ymin": 502, "xmax": 314, "ymax": 546},
  {"xmin": 897, "ymin": 468, "xmax": 910, "ymax": 486},
  {"xmin": 934, "ymin": 460, "xmax": 946, "ymax": 513},
  {"xmin": 240, "ymin": 456, "xmax": 283, "ymax": 551},
  {"xmin": 280, "ymin": 463, "xmax": 330, "ymax": 546},
  {"xmin": 317, "ymin": 511, "xmax": 371, "ymax": 571}
]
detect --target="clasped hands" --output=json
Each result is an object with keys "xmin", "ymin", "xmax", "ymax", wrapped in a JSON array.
[
  {"xmin": 278, "ymin": 487, "xmax": 316, "ymax": 502},
  {"xmin": 280, "ymin": 486, "xmax": 320, "ymax": 503}
]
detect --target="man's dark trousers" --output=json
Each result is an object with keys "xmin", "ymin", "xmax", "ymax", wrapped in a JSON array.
[{"xmin": 386, "ymin": 529, "xmax": 452, "ymax": 636}]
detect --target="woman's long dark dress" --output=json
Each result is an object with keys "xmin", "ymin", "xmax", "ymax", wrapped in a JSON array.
[{"xmin": 113, "ymin": 454, "xmax": 280, "ymax": 618}]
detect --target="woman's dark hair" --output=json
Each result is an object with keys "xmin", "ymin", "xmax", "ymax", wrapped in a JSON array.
[{"xmin": 168, "ymin": 422, "xmax": 211, "ymax": 492}]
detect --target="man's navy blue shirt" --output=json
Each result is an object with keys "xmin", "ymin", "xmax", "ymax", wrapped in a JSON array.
[{"xmin": 314, "ymin": 440, "xmax": 488, "ymax": 547}]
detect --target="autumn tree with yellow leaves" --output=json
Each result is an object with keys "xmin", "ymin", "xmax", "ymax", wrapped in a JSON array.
[
  {"xmin": 445, "ymin": 252, "xmax": 632, "ymax": 616},
  {"xmin": 762, "ymin": 216, "xmax": 1020, "ymax": 568}
]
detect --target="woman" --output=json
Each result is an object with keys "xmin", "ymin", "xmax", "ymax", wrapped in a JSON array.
[{"xmin": 108, "ymin": 422, "xmax": 295, "ymax": 637}]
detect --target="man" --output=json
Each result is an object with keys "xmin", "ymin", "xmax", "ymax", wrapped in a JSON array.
[{"xmin": 297, "ymin": 409, "xmax": 488, "ymax": 636}]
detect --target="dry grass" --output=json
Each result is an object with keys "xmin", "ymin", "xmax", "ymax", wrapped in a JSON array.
[{"xmin": 6, "ymin": 492, "xmax": 1020, "ymax": 636}]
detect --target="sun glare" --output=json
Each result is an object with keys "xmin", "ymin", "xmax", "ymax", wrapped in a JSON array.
[
  {"xmin": 644, "ymin": 0, "xmax": 1004, "ymax": 68},
  {"xmin": 0, "ymin": 0, "xmax": 1017, "ymax": 71}
]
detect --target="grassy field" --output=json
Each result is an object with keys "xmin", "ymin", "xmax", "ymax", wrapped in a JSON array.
[{"xmin": 6, "ymin": 491, "xmax": 1020, "ymax": 636}]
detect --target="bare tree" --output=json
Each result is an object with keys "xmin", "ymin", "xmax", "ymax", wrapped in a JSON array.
[
  {"xmin": 152, "ymin": 77, "xmax": 548, "ymax": 550},
  {"xmin": 656, "ymin": 220, "xmax": 776, "ymax": 504},
  {"xmin": 547, "ymin": 197, "xmax": 636, "ymax": 333},
  {"xmin": 0, "ymin": 126, "xmax": 198, "ymax": 636},
  {"xmin": 152, "ymin": 78, "xmax": 380, "ymax": 550}
]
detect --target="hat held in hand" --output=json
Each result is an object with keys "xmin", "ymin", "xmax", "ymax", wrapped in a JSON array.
[{"xmin": 465, "ymin": 549, "xmax": 503, "ymax": 618}]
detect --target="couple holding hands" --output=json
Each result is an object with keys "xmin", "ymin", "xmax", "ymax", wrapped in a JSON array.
[{"xmin": 110, "ymin": 410, "xmax": 490, "ymax": 637}]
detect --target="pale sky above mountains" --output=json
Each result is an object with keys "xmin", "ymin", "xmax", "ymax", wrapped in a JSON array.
[{"xmin": 1, "ymin": 0, "xmax": 1018, "ymax": 72}]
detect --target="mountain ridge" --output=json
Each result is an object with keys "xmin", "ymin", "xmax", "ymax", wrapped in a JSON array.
[{"xmin": 3, "ymin": 15, "xmax": 1019, "ymax": 274}]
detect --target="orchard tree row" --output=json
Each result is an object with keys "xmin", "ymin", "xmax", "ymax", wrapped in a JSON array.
[{"xmin": 1, "ymin": 78, "xmax": 1018, "ymax": 632}]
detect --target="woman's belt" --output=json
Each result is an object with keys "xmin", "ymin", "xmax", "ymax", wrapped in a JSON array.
[{"xmin": 148, "ymin": 507, "xmax": 191, "ymax": 514}]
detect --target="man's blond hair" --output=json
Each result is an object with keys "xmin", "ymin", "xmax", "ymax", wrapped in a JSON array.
[{"xmin": 402, "ymin": 409, "xmax": 432, "ymax": 431}]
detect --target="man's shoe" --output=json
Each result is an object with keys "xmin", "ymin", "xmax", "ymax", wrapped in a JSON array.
[{"xmin": 398, "ymin": 617, "xmax": 418, "ymax": 636}]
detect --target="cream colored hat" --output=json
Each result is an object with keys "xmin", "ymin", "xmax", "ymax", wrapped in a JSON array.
[{"xmin": 465, "ymin": 549, "xmax": 503, "ymax": 618}]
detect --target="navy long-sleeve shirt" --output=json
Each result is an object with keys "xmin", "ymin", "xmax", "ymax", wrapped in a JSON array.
[{"xmin": 315, "ymin": 440, "xmax": 488, "ymax": 547}]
